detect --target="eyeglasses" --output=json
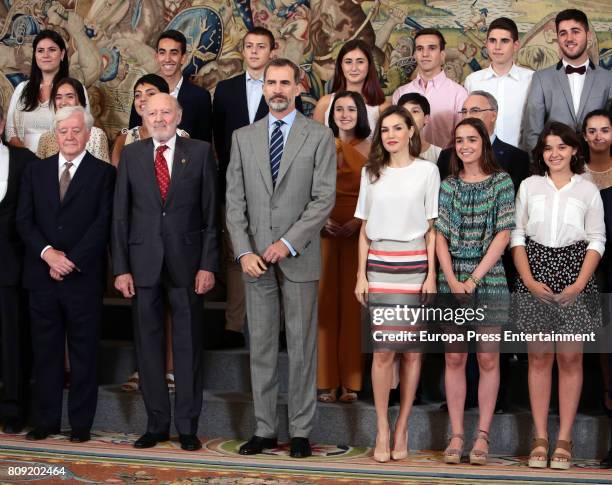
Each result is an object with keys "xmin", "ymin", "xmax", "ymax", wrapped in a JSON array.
[{"xmin": 458, "ymin": 108, "xmax": 497, "ymax": 115}]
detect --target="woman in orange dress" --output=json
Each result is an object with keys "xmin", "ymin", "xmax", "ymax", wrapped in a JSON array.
[{"xmin": 317, "ymin": 91, "xmax": 371, "ymax": 403}]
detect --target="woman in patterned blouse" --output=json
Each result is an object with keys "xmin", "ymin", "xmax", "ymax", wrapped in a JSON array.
[
  {"xmin": 36, "ymin": 77, "xmax": 110, "ymax": 163},
  {"xmin": 435, "ymin": 117, "xmax": 515, "ymax": 466}
]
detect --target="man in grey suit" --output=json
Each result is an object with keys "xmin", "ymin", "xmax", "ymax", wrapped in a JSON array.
[
  {"xmin": 522, "ymin": 9, "xmax": 612, "ymax": 152},
  {"xmin": 112, "ymin": 93, "xmax": 218, "ymax": 451},
  {"xmin": 226, "ymin": 58, "xmax": 336, "ymax": 458}
]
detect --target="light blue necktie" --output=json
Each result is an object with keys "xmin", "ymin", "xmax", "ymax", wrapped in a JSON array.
[{"xmin": 270, "ymin": 120, "xmax": 284, "ymax": 186}]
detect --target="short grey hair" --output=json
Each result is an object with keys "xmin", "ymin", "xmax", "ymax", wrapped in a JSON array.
[
  {"xmin": 53, "ymin": 106, "xmax": 94, "ymax": 131},
  {"xmin": 469, "ymin": 90, "xmax": 498, "ymax": 112}
]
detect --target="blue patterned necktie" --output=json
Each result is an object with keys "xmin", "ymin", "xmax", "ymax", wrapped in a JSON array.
[{"xmin": 270, "ymin": 120, "xmax": 284, "ymax": 186}]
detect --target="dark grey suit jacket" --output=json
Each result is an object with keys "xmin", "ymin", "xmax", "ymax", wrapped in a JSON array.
[
  {"xmin": 521, "ymin": 60, "xmax": 612, "ymax": 152},
  {"xmin": 112, "ymin": 136, "xmax": 218, "ymax": 287}
]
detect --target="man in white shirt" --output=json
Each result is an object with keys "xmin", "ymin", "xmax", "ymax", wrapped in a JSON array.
[
  {"xmin": 522, "ymin": 9, "xmax": 612, "ymax": 152},
  {"xmin": 464, "ymin": 17, "xmax": 533, "ymax": 147},
  {"xmin": 129, "ymin": 30, "xmax": 213, "ymax": 142}
]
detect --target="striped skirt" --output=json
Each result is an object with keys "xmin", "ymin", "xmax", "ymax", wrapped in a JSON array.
[
  {"xmin": 367, "ymin": 239, "xmax": 428, "ymax": 296},
  {"xmin": 366, "ymin": 239, "xmax": 428, "ymax": 354}
]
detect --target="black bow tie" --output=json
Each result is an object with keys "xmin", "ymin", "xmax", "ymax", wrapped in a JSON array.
[{"xmin": 565, "ymin": 65, "xmax": 586, "ymax": 75}]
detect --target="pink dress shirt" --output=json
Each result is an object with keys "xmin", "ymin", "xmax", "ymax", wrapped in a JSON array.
[{"xmin": 392, "ymin": 70, "xmax": 468, "ymax": 148}]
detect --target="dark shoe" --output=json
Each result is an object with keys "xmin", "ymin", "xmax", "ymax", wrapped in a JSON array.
[
  {"xmin": 134, "ymin": 432, "xmax": 170, "ymax": 448},
  {"xmin": 179, "ymin": 434, "xmax": 202, "ymax": 451},
  {"xmin": 70, "ymin": 429, "xmax": 91, "ymax": 443},
  {"xmin": 3, "ymin": 418, "xmax": 25, "ymax": 434},
  {"xmin": 25, "ymin": 427, "xmax": 60, "ymax": 440},
  {"xmin": 601, "ymin": 447, "xmax": 612, "ymax": 468},
  {"xmin": 238, "ymin": 435, "xmax": 278, "ymax": 455},
  {"xmin": 222, "ymin": 329, "xmax": 245, "ymax": 348},
  {"xmin": 290, "ymin": 437, "xmax": 312, "ymax": 458}
]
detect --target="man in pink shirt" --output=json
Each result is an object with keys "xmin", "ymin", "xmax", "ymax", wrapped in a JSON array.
[{"xmin": 392, "ymin": 29, "xmax": 467, "ymax": 148}]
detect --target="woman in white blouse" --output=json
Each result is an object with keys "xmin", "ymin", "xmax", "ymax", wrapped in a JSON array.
[
  {"xmin": 511, "ymin": 122, "xmax": 605, "ymax": 470},
  {"xmin": 6, "ymin": 30, "xmax": 69, "ymax": 152},
  {"xmin": 354, "ymin": 105, "xmax": 440, "ymax": 462}
]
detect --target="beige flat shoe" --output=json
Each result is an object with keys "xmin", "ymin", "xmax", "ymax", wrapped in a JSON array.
[{"xmin": 469, "ymin": 429, "xmax": 489, "ymax": 465}]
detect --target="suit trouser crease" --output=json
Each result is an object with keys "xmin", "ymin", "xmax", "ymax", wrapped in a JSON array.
[
  {"xmin": 246, "ymin": 265, "xmax": 318, "ymax": 438},
  {"xmin": 30, "ymin": 288, "xmax": 101, "ymax": 430},
  {"xmin": 133, "ymin": 275, "xmax": 203, "ymax": 435}
]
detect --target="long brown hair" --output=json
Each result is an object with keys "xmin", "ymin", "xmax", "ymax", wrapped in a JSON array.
[
  {"xmin": 449, "ymin": 118, "xmax": 502, "ymax": 177},
  {"xmin": 366, "ymin": 105, "xmax": 421, "ymax": 182},
  {"xmin": 331, "ymin": 39, "xmax": 385, "ymax": 106}
]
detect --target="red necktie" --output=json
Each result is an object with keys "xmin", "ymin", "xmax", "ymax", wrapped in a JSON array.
[
  {"xmin": 565, "ymin": 65, "xmax": 586, "ymax": 75},
  {"xmin": 154, "ymin": 145, "xmax": 170, "ymax": 201}
]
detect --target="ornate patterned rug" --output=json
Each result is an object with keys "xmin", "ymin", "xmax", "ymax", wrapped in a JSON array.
[{"xmin": 0, "ymin": 431, "xmax": 611, "ymax": 484}]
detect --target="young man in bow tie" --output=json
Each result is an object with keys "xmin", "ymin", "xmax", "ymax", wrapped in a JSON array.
[{"xmin": 522, "ymin": 9, "xmax": 612, "ymax": 152}]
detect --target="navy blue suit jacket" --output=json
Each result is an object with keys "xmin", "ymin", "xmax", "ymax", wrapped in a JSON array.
[
  {"xmin": 129, "ymin": 77, "xmax": 212, "ymax": 143},
  {"xmin": 437, "ymin": 137, "xmax": 530, "ymax": 192},
  {"xmin": 16, "ymin": 152, "xmax": 116, "ymax": 292},
  {"xmin": 0, "ymin": 146, "xmax": 35, "ymax": 286}
]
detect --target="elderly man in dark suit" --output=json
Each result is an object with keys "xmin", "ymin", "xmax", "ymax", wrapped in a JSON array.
[
  {"xmin": 0, "ymin": 105, "xmax": 34, "ymax": 434},
  {"xmin": 17, "ymin": 106, "xmax": 115, "ymax": 442},
  {"xmin": 212, "ymin": 27, "xmax": 302, "ymax": 349},
  {"xmin": 113, "ymin": 93, "xmax": 218, "ymax": 451},
  {"xmin": 129, "ymin": 30, "xmax": 212, "ymax": 143}
]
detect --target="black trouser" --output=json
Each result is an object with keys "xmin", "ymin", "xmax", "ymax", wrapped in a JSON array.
[
  {"xmin": 0, "ymin": 287, "xmax": 30, "ymax": 421},
  {"xmin": 29, "ymin": 286, "xmax": 102, "ymax": 431},
  {"xmin": 132, "ymin": 267, "xmax": 204, "ymax": 435}
]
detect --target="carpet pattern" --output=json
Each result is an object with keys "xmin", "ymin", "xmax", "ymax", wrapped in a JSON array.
[{"xmin": 0, "ymin": 431, "xmax": 611, "ymax": 484}]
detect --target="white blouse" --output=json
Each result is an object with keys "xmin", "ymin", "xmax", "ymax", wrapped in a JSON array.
[
  {"xmin": 510, "ymin": 174, "xmax": 606, "ymax": 256},
  {"xmin": 419, "ymin": 143, "xmax": 441, "ymax": 164},
  {"xmin": 6, "ymin": 81, "xmax": 54, "ymax": 153},
  {"xmin": 355, "ymin": 159, "xmax": 440, "ymax": 242}
]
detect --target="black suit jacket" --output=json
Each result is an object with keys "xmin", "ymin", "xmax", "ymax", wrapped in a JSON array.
[
  {"xmin": 16, "ymin": 153, "xmax": 116, "ymax": 292},
  {"xmin": 212, "ymin": 73, "xmax": 304, "ymax": 196},
  {"xmin": 437, "ymin": 137, "xmax": 530, "ymax": 192},
  {"xmin": 129, "ymin": 77, "xmax": 212, "ymax": 143},
  {"xmin": 601, "ymin": 186, "xmax": 612, "ymax": 292},
  {"xmin": 112, "ymin": 136, "xmax": 219, "ymax": 287},
  {"xmin": 0, "ymin": 146, "xmax": 35, "ymax": 286}
]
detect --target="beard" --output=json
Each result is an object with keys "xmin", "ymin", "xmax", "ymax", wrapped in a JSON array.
[
  {"xmin": 561, "ymin": 42, "xmax": 588, "ymax": 61},
  {"xmin": 268, "ymin": 96, "xmax": 289, "ymax": 112}
]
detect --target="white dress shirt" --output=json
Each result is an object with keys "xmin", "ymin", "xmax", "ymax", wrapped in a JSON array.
[
  {"xmin": 170, "ymin": 76, "xmax": 183, "ymax": 99},
  {"xmin": 464, "ymin": 63, "xmax": 534, "ymax": 147},
  {"xmin": 153, "ymin": 135, "xmax": 177, "ymax": 176},
  {"xmin": 245, "ymin": 71, "xmax": 264, "ymax": 123},
  {"xmin": 40, "ymin": 149, "xmax": 88, "ymax": 258},
  {"xmin": 562, "ymin": 58, "xmax": 590, "ymax": 115},
  {"xmin": 0, "ymin": 142, "xmax": 8, "ymax": 203},
  {"xmin": 510, "ymin": 174, "xmax": 606, "ymax": 256}
]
